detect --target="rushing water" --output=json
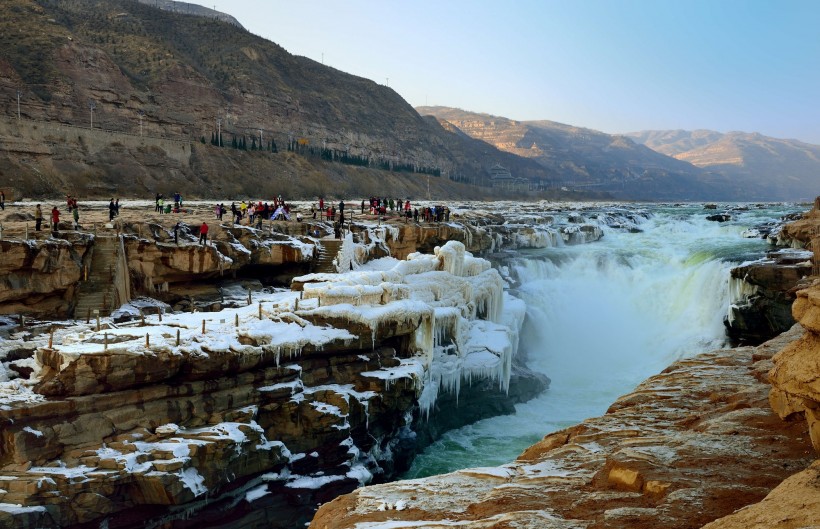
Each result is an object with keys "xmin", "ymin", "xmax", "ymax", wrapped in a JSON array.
[{"xmin": 402, "ymin": 203, "xmax": 804, "ymax": 478}]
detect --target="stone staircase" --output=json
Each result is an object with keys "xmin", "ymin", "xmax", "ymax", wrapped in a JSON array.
[
  {"xmin": 74, "ymin": 236, "xmax": 120, "ymax": 318},
  {"xmin": 313, "ymin": 239, "xmax": 343, "ymax": 273}
]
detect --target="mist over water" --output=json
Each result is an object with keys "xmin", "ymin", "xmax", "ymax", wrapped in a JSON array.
[{"xmin": 402, "ymin": 204, "xmax": 801, "ymax": 478}]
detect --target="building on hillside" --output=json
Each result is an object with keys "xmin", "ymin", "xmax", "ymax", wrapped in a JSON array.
[{"xmin": 489, "ymin": 163, "xmax": 529, "ymax": 190}]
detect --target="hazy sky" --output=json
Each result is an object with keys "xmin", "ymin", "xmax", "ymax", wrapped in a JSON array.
[{"xmin": 188, "ymin": 0, "xmax": 820, "ymax": 144}]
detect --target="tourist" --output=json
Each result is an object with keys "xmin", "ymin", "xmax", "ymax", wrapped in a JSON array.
[
  {"xmin": 72, "ymin": 205, "xmax": 80, "ymax": 230},
  {"xmin": 34, "ymin": 204, "xmax": 42, "ymax": 231},
  {"xmin": 173, "ymin": 222, "xmax": 181, "ymax": 244},
  {"xmin": 108, "ymin": 199, "xmax": 116, "ymax": 221},
  {"xmin": 0, "ymin": 190, "xmax": 4, "ymax": 210},
  {"xmin": 51, "ymin": 206, "xmax": 60, "ymax": 234},
  {"xmin": 199, "ymin": 221, "xmax": 209, "ymax": 245},
  {"xmin": 333, "ymin": 221, "xmax": 341, "ymax": 239},
  {"xmin": 361, "ymin": 199, "xmax": 365, "ymax": 214},
  {"xmin": 319, "ymin": 197, "xmax": 324, "ymax": 212}
]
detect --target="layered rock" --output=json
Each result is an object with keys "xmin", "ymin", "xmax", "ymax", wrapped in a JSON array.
[
  {"xmin": 724, "ymin": 199, "xmax": 818, "ymax": 344},
  {"xmin": 0, "ymin": 241, "xmax": 546, "ymax": 528},
  {"xmin": 725, "ymin": 249, "xmax": 813, "ymax": 344},
  {"xmin": 0, "ymin": 235, "xmax": 90, "ymax": 318}
]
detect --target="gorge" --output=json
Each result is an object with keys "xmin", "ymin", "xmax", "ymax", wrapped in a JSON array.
[{"xmin": 0, "ymin": 199, "xmax": 816, "ymax": 528}]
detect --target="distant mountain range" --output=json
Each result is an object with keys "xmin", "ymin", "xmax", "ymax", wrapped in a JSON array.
[
  {"xmin": 625, "ymin": 130, "xmax": 820, "ymax": 201},
  {"xmin": 417, "ymin": 107, "xmax": 819, "ymax": 201}
]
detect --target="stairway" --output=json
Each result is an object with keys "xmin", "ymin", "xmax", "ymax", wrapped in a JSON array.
[
  {"xmin": 313, "ymin": 239, "xmax": 343, "ymax": 274},
  {"xmin": 74, "ymin": 236, "xmax": 120, "ymax": 318}
]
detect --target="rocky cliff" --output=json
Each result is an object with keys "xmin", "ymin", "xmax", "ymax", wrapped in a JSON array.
[{"xmin": 0, "ymin": 239, "xmax": 549, "ymax": 528}]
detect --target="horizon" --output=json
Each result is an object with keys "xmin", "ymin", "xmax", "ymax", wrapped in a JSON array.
[{"xmin": 186, "ymin": 0, "xmax": 820, "ymax": 145}]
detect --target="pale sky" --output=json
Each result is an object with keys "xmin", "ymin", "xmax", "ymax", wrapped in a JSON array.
[{"xmin": 188, "ymin": 0, "xmax": 820, "ymax": 144}]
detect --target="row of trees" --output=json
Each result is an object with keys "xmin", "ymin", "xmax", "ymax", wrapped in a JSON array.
[
  {"xmin": 203, "ymin": 133, "xmax": 278, "ymax": 152},
  {"xmin": 284, "ymin": 139, "xmax": 441, "ymax": 177}
]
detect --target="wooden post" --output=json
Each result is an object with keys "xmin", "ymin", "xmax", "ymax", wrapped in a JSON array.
[
  {"xmin": 145, "ymin": 333, "xmax": 150, "ymax": 347},
  {"xmin": 295, "ymin": 298, "xmax": 299, "ymax": 311},
  {"xmin": 25, "ymin": 224, "xmax": 28, "ymax": 240},
  {"xmin": 20, "ymin": 315, "xmax": 25, "ymax": 327},
  {"xmin": 157, "ymin": 306, "xmax": 162, "ymax": 322},
  {"xmin": 258, "ymin": 302, "xmax": 262, "ymax": 320},
  {"xmin": 176, "ymin": 329, "xmax": 180, "ymax": 346},
  {"xmin": 140, "ymin": 311, "xmax": 145, "ymax": 327},
  {"xmin": 86, "ymin": 308, "xmax": 90, "ymax": 324},
  {"xmin": 94, "ymin": 309, "xmax": 100, "ymax": 331},
  {"xmin": 103, "ymin": 333, "xmax": 108, "ymax": 351},
  {"xmin": 84, "ymin": 265, "xmax": 88, "ymax": 281},
  {"xmin": 235, "ymin": 313, "xmax": 239, "ymax": 327},
  {"xmin": 48, "ymin": 327, "xmax": 54, "ymax": 348},
  {"xmin": 247, "ymin": 288, "xmax": 252, "ymax": 306},
  {"xmin": 201, "ymin": 319, "xmax": 206, "ymax": 334}
]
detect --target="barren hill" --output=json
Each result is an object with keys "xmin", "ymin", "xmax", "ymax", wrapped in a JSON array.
[
  {"xmin": 0, "ymin": 0, "xmax": 550, "ymax": 200},
  {"xmin": 626, "ymin": 130, "xmax": 820, "ymax": 201},
  {"xmin": 416, "ymin": 106, "xmax": 734, "ymax": 201}
]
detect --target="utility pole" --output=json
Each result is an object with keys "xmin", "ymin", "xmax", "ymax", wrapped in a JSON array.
[
  {"xmin": 89, "ymin": 100, "xmax": 96, "ymax": 129},
  {"xmin": 16, "ymin": 91, "xmax": 21, "ymax": 121}
]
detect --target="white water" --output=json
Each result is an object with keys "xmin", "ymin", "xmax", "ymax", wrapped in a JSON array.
[{"xmin": 402, "ymin": 204, "xmax": 800, "ymax": 477}]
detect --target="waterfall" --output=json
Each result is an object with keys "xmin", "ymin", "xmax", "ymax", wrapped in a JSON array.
[{"xmin": 402, "ymin": 204, "xmax": 795, "ymax": 479}]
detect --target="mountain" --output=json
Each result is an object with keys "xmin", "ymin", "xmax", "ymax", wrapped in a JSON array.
[
  {"xmin": 0, "ymin": 0, "xmax": 554, "ymax": 200},
  {"xmin": 415, "ymin": 106, "xmax": 731, "ymax": 201},
  {"xmin": 134, "ymin": 0, "xmax": 244, "ymax": 28},
  {"xmin": 626, "ymin": 130, "xmax": 820, "ymax": 201}
]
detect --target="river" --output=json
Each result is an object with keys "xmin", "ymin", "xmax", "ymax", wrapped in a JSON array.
[{"xmin": 402, "ymin": 202, "xmax": 803, "ymax": 478}]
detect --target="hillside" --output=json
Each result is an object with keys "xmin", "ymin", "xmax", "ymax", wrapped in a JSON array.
[
  {"xmin": 626, "ymin": 130, "xmax": 820, "ymax": 201},
  {"xmin": 415, "ymin": 106, "xmax": 734, "ymax": 201},
  {"xmin": 0, "ymin": 0, "xmax": 553, "ymax": 200}
]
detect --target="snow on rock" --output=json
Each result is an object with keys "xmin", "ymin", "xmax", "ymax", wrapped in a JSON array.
[{"xmin": 294, "ymin": 240, "xmax": 520, "ymax": 419}]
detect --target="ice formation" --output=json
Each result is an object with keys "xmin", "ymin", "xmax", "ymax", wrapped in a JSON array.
[{"xmin": 295, "ymin": 240, "xmax": 519, "ymax": 419}]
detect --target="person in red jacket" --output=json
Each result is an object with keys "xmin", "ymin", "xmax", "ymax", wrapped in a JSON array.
[
  {"xmin": 51, "ymin": 206, "xmax": 60, "ymax": 234},
  {"xmin": 199, "ymin": 221, "xmax": 209, "ymax": 245}
]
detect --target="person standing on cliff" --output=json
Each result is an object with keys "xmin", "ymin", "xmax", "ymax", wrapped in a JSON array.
[
  {"xmin": 72, "ymin": 204, "xmax": 80, "ymax": 230},
  {"xmin": 199, "ymin": 221, "xmax": 209, "ymax": 246},
  {"xmin": 0, "ymin": 190, "xmax": 5, "ymax": 210},
  {"xmin": 50, "ymin": 206, "xmax": 60, "ymax": 235},
  {"xmin": 108, "ymin": 199, "xmax": 116, "ymax": 222},
  {"xmin": 34, "ymin": 204, "xmax": 42, "ymax": 231}
]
